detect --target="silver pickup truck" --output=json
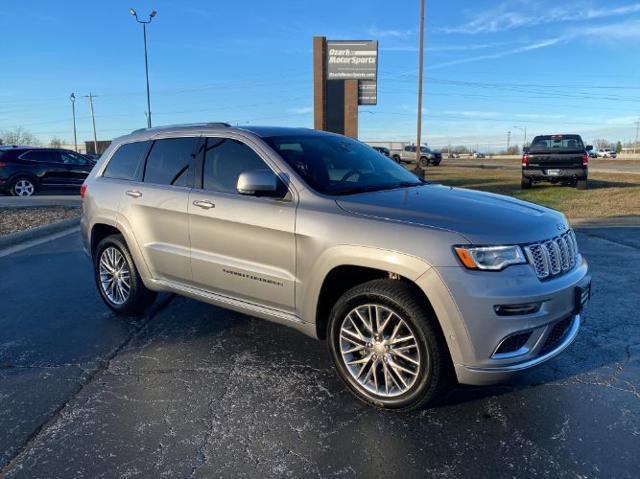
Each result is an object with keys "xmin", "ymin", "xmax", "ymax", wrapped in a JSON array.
[
  {"xmin": 390, "ymin": 144, "xmax": 442, "ymax": 167},
  {"xmin": 81, "ymin": 123, "xmax": 590, "ymax": 410}
]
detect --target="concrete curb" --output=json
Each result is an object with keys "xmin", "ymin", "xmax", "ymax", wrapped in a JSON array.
[
  {"xmin": 571, "ymin": 216, "xmax": 640, "ymax": 228},
  {"xmin": 0, "ymin": 216, "xmax": 80, "ymax": 250}
]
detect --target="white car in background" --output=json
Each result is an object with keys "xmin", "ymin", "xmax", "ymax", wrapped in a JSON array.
[{"xmin": 596, "ymin": 149, "xmax": 617, "ymax": 158}]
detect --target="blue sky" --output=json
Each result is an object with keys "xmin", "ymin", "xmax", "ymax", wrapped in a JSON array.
[{"xmin": 1, "ymin": 0, "xmax": 639, "ymax": 151}]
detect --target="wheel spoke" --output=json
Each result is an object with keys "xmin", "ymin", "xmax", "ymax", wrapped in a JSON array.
[
  {"xmin": 347, "ymin": 314, "xmax": 367, "ymax": 340},
  {"xmin": 388, "ymin": 359, "xmax": 418, "ymax": 377},
  {"xmin": 354, "ymin": 308, "xmax": 373, "ymax": 334},
  {"xmin": 341, "ymin": 329, "xmax": 367, "ymax": 346},
  {"xmin": 390, "ymin": 349, "xmax": 420, "ymax": 366},
  {"xmin": 391, "ymin": 335, "xmax": 414, "ymax": 345},
  {"xmin": 378, "ymin": 310, "xmax": 393, "ymax": 335}
]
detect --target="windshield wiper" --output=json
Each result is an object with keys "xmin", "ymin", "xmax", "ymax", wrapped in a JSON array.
[{"xmin": 331, "ymin": 181, "xmax": 424, "ymax": 196}]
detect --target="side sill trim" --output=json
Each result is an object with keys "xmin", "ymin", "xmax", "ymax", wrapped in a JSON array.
[
  {"xmin": 153, "ymin": 279, "xmax": 304, "ymax": 324},
  {"xmin": 464, "ymin": 314, "xmax": 581, "ymax": 373}
]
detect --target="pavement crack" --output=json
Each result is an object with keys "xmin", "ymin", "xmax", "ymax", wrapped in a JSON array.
[{"xmin": 0, "ymin": 294, "xmax": 176, "ymax": 476}]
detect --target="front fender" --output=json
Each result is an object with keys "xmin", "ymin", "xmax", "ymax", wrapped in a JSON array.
[{"xmin": 300, "ymin": 244, "xmax": 432, "ymax": 329}]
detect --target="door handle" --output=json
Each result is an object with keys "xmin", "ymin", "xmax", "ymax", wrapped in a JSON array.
[
  {"xmin": 126, "ymin": 190, "xmax": 142, "ymax": 198},
  {"xmin": 193, "ymin": 199, "xmax": 215, "ymax": 209}
]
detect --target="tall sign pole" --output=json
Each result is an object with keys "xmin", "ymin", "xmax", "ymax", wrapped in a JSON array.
[
  {"xmin": 416, "ymin": 0, "xmax": 426, "ymax": 176},
  {"xmin": 70, "ymin": 93, "xmax": 78, "ymax": 152}
]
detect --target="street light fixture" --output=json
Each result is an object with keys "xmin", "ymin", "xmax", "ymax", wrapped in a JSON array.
[
  {"xmin": 69, "ymin": 92, "xmax": 78, "ymax": 152},
  {"xmin": 129, "ymin": 7, "xmax": 157, "ymax": 128}
]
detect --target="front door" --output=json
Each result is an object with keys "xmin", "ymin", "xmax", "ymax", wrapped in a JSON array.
[
  {"xmin": 117, "ymin": 136, "xmax": 200, "ymax": 284},
  {"xmin": 188, "ymin": 136, "xmax": 297, "ymax": 310}
]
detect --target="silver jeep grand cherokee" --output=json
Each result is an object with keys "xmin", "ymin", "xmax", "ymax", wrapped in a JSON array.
[{"xmin": 81, "ymin": 123, "xmax": 591, "ymax": 410}]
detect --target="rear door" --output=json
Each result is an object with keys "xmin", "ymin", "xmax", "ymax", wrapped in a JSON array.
[
  {"xmin": 188, "ymin": 136, "xmax": 297, "ymax": 310},
  {"xmin": 117, "ymin": 136, "xmax": 201, "ymax": 284},
  {"xmin": 19, "ymin": 150, "xmax": 67, "ymax": 185}
]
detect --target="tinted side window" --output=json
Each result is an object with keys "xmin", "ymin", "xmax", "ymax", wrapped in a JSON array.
[
  {"xmin": 61, "ymin": 152, "xmax": 91, "ymax": 166},
  {"xmin": 103, "ymin": 141, "xmax": 149, "ymax": 180},
  {"xmin": 203, "ymin": 138, "xmax": 268, "ymax": 194},
  {"xmin": 143, "ymin": 137, "xmax": 199, "ymax": 187},
  {"xmin": 21, "ymin": 150, "xmax": 62, "ymax": 163}
]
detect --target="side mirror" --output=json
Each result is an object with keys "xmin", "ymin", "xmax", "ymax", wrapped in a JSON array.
[
  {"xmin": 522, "ymin": 146, "xmax": 529, "ymax": 153},
  {"xmin": 237, "ymin": 169, "xmax": 283, "ymax": 197},
  {"xmin": 585, "ymin": 145, "xmax": 593, "ymax": 151}
]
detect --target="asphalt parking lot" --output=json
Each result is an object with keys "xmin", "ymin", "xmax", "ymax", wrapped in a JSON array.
[{"xmin": 1, "ymin": 228, "xmax": 639, "ymax": 478}]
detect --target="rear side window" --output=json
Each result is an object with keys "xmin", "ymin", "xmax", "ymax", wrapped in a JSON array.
[
  {"xmin": 103, "ymin": 141, "xmax": 149, "ymax": 180},
  {"xmin": 143, "ymin": 137, "xmax": 199, "ymax": 187},
  {"xmin": 20, "ymin": 150, "xmax": 62, "ymax": 163}
]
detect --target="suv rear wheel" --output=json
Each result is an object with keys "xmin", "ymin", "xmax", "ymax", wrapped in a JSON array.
[
  {"xmin": 576, "ymin": 179, "xmax": 588, "ymax": 190},
  {"xmin": 521, "ymin": 177, "xmax": 532, "ymax": 189},
  {"xmin": 11, "ymin": 177, "xmax": 37, "ymax": 196},
  {"xmin": 94, "ymin": 234, "xmax": 157, "ymax": 315},
  {"xmin": 328, "ymin": 279, "xmax": 452, "ymax": 411}
]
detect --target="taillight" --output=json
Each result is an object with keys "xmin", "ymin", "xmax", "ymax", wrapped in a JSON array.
[
  {"xmin": 0, "ymin": 161, "xmax": 7, "ymax": 168},
  {"xmin": 80, "ymin": 183, "xmax": 87, "ymax": 198},
  {"xmin": 522, "ymin": 154, "xmax": 529, "ymax": 166},
  {"xmin": 581, "ymin": 154, "xmax": 589, "ymax": 166}
]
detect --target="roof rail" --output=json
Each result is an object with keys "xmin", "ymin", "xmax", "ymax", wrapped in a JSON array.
[{"xmin": 130, "ymin": 122, "xmax": 230, "ymax": 135}]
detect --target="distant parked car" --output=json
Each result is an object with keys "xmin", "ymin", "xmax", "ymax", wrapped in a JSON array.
[
  {"xmin": 371, "ymin": 146, "xmax": 391, "ymax": 158},
  {"xmin": 473, "ymin": 152, "xmax": 486, "ymax": 159},
  {"xmin": 0, "ymin": 146, "xmax": 95, "ymax": 196},
  {"xmin": 521, "ymin": 134, "xmax": 591, "ymax": 190},
  {"xmin": 596, "ymin": 149, "xmax": 617, "ymax": 158},
  {"xmin": 588, "ymin": 150, "xmax": 598, "ymax": 159},
  {"xmin": 390, "ymin": 145, "xmax": 442, "ymax": 166},
  {"xmin": 448, "ymin": 153, "xmax": 460, "ymax": 159}
]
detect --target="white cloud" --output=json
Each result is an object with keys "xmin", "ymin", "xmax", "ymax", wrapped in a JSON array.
[
  {"xmin": 430, "ymin": 36, "xmax": 566, "ymax": 69},
  {"xmin": 287, "ymin": 106, "xmax": 313, "ymax": 114},
  {"xmin": 439, "ymin": 1, "xmax": 640, "ymax": 34},
  {"xmin": 368, "ymin": 27, "xmax": 414, "ymax": 38}
]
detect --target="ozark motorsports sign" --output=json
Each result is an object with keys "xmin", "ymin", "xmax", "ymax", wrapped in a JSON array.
[{"xmin": 326, "ymin": 40, "xmax": 378, "ymax": 105}]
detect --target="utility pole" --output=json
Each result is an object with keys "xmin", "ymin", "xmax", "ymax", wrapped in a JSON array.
[
  {"xmin": 70, "ymin": 93, "xmax": 78, "ymax": 152},
  {"xmin": 83, "ymin": 93, "xmax": 98, "ymax": 154},
  {"xmin": 634, "ymin": 118, "xmax": 640, "ymax": 155},
  {"xmin": 415, "ymin": 0, "xmax": 426, "ymax": 177},
  {"xmin": 507, "ymin": 130, "xmax": 511, "ymax": 152}
]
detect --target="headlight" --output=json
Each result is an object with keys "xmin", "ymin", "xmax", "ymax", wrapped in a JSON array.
[{"xmin": 454, "ymin": 245, "xmax": 526, "ymax": 271}]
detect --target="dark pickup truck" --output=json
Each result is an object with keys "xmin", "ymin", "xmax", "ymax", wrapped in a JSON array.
[{"xmin": 521, "ymin": 134, "xmax": 592, "ymax": 190}]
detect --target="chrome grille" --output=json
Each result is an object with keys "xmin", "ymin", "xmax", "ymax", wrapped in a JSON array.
[{"xmin": 524, "ymin": 230, "xmax": 580, "ymax": 280}]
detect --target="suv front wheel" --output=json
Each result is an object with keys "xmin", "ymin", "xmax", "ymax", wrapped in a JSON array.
[
  {"xmin": 94, "ymin": 234, "xmax": 157, "ymax": 315},
  {"xmin": 328, "ymin": 279, "xmax": 452, "ymax": 411}
]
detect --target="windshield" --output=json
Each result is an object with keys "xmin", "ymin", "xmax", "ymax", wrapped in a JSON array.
[
  {"xmin": 529, "ymin": 135, "xmax": 584, "ymax": 152},
  {"xmin": 264, "ymin": 134, "xmax": 422, "ymax": 195}
]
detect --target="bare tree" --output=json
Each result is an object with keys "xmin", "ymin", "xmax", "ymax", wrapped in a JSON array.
[
  {"xmin": 49, "ymin": 137, "xmax": 65, "ymax": 148},
  {"xmin": 0, "ymin": 126, "xmax": 40, "ymax": 146}
]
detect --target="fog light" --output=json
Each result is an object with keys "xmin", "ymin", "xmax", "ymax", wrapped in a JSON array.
[{"xmin": 494, "ymin": 302, "xmax": 541, "ymax": 316}]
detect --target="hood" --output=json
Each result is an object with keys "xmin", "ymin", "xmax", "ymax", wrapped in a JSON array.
[{"xmin": 336, "ymin": 184, "xmax": 568, "ymax": 245}]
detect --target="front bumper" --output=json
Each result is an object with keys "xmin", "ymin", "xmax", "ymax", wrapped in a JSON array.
[{"xmin": 416, "ymin": 258, "xmax": 590, "ymax": 386}]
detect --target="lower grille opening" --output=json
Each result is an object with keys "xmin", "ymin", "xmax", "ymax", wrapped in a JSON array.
[
  {"xmin": 495, "ymin": 332, "xmax": 532, "ymax": 355},
  {"xmin": 540, "ymin": 317, "xmax": 574, "ymax": 354}
]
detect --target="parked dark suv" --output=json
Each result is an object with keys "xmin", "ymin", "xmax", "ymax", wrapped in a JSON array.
[{"xmin": 0, "ymin": 146, "xmax": 95, "ymax": 196}]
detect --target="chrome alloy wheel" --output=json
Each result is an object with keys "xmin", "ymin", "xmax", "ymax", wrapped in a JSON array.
[
  {"xmin": 99, "ymin": 247, "xmax": 131, "ymax": 305},
  {"xmin": 14, "ymin": 179, "xmax": 35, "ymax": 196},
  {"xmin": 339, "ymin": 304, "xmax": 423, "ymax": 397}
]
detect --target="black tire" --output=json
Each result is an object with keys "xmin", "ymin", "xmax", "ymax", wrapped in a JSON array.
[
  {"xmin": 328, "ymin": 279, "xmax": 453, "ymax": 411},
  {"xmin": 392, "ymin": 155, "xmax": 401, "ymax": 163},
  {"xmin": 521, "ymin": 177, "xmax": 532, "ymax": 189},
  {"xmin": 432, "ymin": 161, "xmax": 441, "ymax": 166},
  {"xmin": 94, "ymin": 234, "xmax": 157, "ymax": 316},
  {"xmin": 10, "ymin": 176, "xmax": 37, "ymax": 197},
  {"xmin": 419, "ymin": 156, "xmax": 429, "ymax": 168},
  {"xmin": 576, "ymin": 179, "xmax": 588, "ymax": 190}
]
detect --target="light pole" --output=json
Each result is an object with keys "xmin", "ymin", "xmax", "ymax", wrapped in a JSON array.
[
  {"xmin": 415, "ymin": 0, "xmax": 426, "ymax": 177},
  {"xmin": 83, "ymin": 93, "xmax": 98, "ymax": 154},
  {"xmin": 513, "ymin": 125, "xmax": 527, "ymax": 149},
  {"xmin": 70, "ymin": 93, "xmax": 78, "ymax": 152},
  {"xmin": 129, "ymin": 8, "xmax": 157, "ymax": 128}
]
